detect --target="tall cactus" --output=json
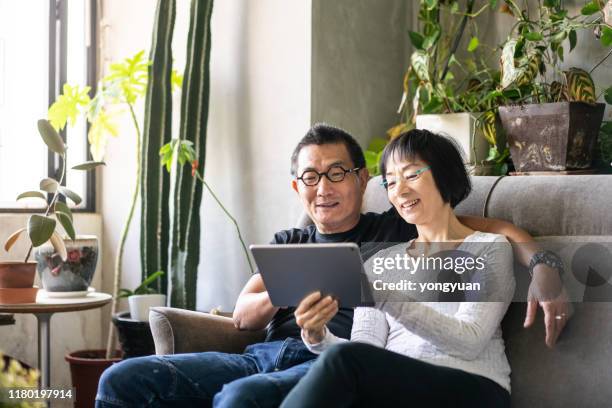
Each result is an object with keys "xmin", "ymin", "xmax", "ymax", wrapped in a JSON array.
[
  {"xmin": 140, "ymin": 0, "xmax": 176, "ymax": 293},
  {"xmin": 170, "ymin": 0, "xmax": 214, "ymax": 309}
]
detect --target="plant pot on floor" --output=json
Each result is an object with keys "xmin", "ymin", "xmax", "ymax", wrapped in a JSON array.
[
  {"xmin": 128, "ymin": 293, "xmax": 166, "ymax": 321},
  {"xmin": 0, "ymin": 262, "xmax": 38, "ymax": 304},
  {"xmin": 112, "ymin": 311, "xmax": 157, "ymax": 358},
  {"xmin": 499, "ymin": 102, "xmax": 605, "ymax": 172},
  {"xmin": 35, "ymin": 235, "xmax": 98, "ymax": 295},
  {"xmin": 65, "ymin": 349, "xmax": 122, "ymax": 408}
]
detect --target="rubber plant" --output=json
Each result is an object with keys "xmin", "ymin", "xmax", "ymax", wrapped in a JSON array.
[{"xmin": 3, "ymin": 119, "xmax": 104, "ymax": 260}]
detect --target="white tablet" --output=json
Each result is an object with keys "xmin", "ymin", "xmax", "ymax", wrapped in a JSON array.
[{"xmin": 250, "ymin": 243, "xmax": 365, "ymax": 308}]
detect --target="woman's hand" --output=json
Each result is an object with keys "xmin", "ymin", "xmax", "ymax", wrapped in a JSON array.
[{"xmin": 295, "ymin": 291, "xmax": 339, "ymax": 344}]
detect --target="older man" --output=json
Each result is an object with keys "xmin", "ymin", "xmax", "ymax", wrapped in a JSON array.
[{"xmin": 96, "ymin": 124, "xmax": 568, "ymax": 408}]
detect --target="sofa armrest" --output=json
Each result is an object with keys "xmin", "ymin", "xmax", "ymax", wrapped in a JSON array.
[{"xmin": 149, "ymin": 307, "xmax": 266, "ymax": 355}]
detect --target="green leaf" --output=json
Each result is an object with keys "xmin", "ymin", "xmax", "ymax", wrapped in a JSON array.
[
  {"xmin": 28, "ymin": 215, "xmax": 56, "ymax": 247},
  {"xmin": 524, "ymin": 32, "xmax": 543, "ymax": 41},
  {"xmin": 602, "ymin": 26, "xmax": 612, "ymax": 47},
  {"xmin": 422, "ymin": 26, "xmax": 441, "ymax": 50},
  {"xmin": 364, "ymin": 151, "xmax": 380, "ymax": 176},
  {"xmin": 88, "ymin": 109, "xmax": 119, "ymax": 161},
  {"xmin": 54, "ymin": 201, "xmax": 73, "ymax": 221},
  {"xmin": 581, "ymin": 1, "xmax": 601, "ymax": 15},
  {"xmin": 37, "ymin": 119, "xmax": 65, "ymax": 154},
  {"xmin": 604, "ymin": 86, "xmax": 612, "ymax": 105},
  {"xmin": 103, "ymin": 50, "xmax": 149, "ymax": 105},
  {"xmin": 410, "ymin": 50, "xmax": 430, "ymax": 82},
  {"xmin": 424, "ymin": 0, "xmax": 438, "ymax": 10},
  {"xmin": 489, "ymin": 0, "xmax": 499, "ymax": 8},
  {"xmin": 467, "ymin": 37, "xmax": 479, "ymax": 52},
  {"xmin": 56, "ymin": 212, "xmax": 75, "ymax": 240},
  {"xmin": 118, "ymin": 288, "xmax": 133, "ymax": 299},
  {"xmin": 557, "ymin": 45, "xmax": 564, "ymax": 61},
  {"xmin": 134, "ymin": 270, "xmax": 165, "ymax": 294},
  {"xmin": 17, "ymin": 191, "xmax": 46, "ymax": 201},
  {"xmin": 58, "ymin": 187, "xmax": 82, "ymax": 206},
  {"xmin": 408, "ymin": 31, "xmax": 424, "ymax": 50},
  {"xmin": 551, "ymin": 31, "xmax": 566, "ymax": 44},
  {"xmin": 367, "ymin": 137, "xmax": 388, "ymax": 153},
  {"xmin": 71, "ymin": 161, "xmax": 106, "ymax": 171},
  {"xmin": 40, "ymin": 178, "xmax": 59, "ymax": 193},
  {"xmin": 568, "ymin": 29, "xmax": 577, "ymax": 51},
  {"xmin": 601, "ymin": 121, "xmax": 612, "ymax": 134},
  {"xmin": 543, "ymin": 0, "xmax": 558, "ymax": 7},
  {"xmin": 48, "ymin": 84, "xmax": 91, "ymax": 131}
]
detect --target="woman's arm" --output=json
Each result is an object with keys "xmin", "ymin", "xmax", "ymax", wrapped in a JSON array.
[
  {"xmin": 380, "ymin": 236, "xmax": 515, "ymax": 360},
  {"xmin": 459, "ymin": 215, "xmax": 570, "ymax": 347}
]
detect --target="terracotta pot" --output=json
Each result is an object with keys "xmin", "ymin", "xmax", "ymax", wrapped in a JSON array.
[
  {"xmin": 0, "ymin": 261, "xmax": 36, "ymax": 288},
  {"xmin": 0, "ymin": 287, "xmax": 39, "ymax": 304},
  {"xmin": 0, "ymin": 262, "xmax": 38, "ymax": 304},
  {"xmin": 65, "ymin": 349, "xmax": 123, "ymax": 408}
]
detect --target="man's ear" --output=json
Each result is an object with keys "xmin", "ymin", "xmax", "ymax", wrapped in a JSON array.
[
  {"xmin": 359, "ymin": 168, "xmax": 370, "ymax": 192},
  {"xmin": 291, "ymin": 179, "xmax": 299, "ymax": 193}
]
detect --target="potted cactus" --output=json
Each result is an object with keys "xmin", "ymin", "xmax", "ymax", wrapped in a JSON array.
[{"xmin": 1, "ymin": 120, "xmax": 104, "ymax": 303}]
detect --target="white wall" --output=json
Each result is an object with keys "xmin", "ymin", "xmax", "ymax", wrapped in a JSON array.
[{"xmin": 197, "ymin": 0, "xmax": 311, "ymax": 311}]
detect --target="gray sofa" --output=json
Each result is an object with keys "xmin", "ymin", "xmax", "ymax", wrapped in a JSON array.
[{"xmin": 150, "ymin": 175, "xmax": 612, "ymax": 408}]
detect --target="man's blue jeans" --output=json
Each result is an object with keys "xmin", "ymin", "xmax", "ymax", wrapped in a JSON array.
[{"xmin": 95, "ymin": 338, "xmax": 316, "ymax": 408}]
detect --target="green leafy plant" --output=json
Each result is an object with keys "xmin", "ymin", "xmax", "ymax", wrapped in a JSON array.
[
  {"xmin": 497, "ymin": 0, "xmax": 612, "ymax": 103},
  {"xmin": 368, "ymin": 0, "xmax": 509, "ymax": 175},
  {"xmin": 118, "ymin": 270, "xmax": 165, "ymax": 298},
  {"xmin": 2, "ymin": 120, "xmax": 105, "ymax": 262},
  {"xmin": 497, "ymin": 0, "xmax": 612, "ymax": 168}
]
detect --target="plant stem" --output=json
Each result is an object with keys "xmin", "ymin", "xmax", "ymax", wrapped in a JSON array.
[
  {"xmin": 195, "ymin": 172, "xmax": 255, "ymax": 274},
  {"xmin": 105, "ymin": 102, "xmax": 141, "ymax": 359},
  {"xmin": 441, "ymin": 0, "xmax": 475, "ymax": 82},
  {"xmin": 24, "ymin": 153, "xmax": 67, "ymax": 263}
]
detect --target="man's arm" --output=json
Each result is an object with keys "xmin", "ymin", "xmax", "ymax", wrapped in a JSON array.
[
  {"xmin": 232, "ymin": 274, "xmax": 279, "ymax": 331},
  {"xmin": 459, "ymin": 215, "xmax": 571, "ymax": 348}
]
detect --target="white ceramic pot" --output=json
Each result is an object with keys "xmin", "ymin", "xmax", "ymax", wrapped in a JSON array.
[
  {"xmin": 128, "ymin": 294, "xmax": 166, "ymax": 322},
  {"xmin": 416, "ymin": 112, "xmax": 490, "ymax": 165}
]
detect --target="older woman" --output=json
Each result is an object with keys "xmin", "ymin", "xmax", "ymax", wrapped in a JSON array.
[{"xmin": 281, "ymin": 129, "xmax": 515, "ymax": 408}]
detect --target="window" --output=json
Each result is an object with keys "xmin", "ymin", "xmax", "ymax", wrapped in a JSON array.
[{"xmin": 0, "ymin": 0, "xmax": 96, "ymax": 211}]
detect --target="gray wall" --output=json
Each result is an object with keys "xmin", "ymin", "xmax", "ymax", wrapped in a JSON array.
[{"xmin": 311, "ymin": 0, "xmax": 411, "ymax": 147}]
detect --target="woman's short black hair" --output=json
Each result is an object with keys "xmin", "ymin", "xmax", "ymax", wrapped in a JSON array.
[{"xmin": 379, "ymin": 129, "xmax": 471, "ymax": 208}]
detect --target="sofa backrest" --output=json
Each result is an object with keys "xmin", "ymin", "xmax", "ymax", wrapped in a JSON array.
[{"xmin": 298, "ymin": 174, "xmax": 612, "ymax": 408}]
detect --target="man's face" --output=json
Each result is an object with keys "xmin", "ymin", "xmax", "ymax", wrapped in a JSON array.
[{"xmin": 292, "ymin": 143, "xmax": 369, "ymax": 234}]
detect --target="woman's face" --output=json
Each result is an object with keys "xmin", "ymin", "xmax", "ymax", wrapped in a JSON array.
[{"xmin": 384, "ymin": 153, "xmax": 447, "ymax": 226}]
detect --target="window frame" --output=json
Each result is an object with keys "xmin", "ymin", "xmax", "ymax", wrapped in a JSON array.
[{"xmin": 0, "ymin": 0, "xmax": 97, "ymax": 213}]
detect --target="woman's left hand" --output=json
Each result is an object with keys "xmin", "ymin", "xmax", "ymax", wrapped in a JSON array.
[{"xmin": 523, "ymin": 264, "xmax": 572, "ymax": 348}]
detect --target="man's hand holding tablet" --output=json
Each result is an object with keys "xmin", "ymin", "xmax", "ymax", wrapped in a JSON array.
[{"xmin": 294, "ymin": 291, "xmax": 338, "ymax": 344}]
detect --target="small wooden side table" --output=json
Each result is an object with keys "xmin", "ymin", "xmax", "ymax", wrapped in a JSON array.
[{"xmin": 0, "ymin": 291, "xmax": 111, "ymax": 392}]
